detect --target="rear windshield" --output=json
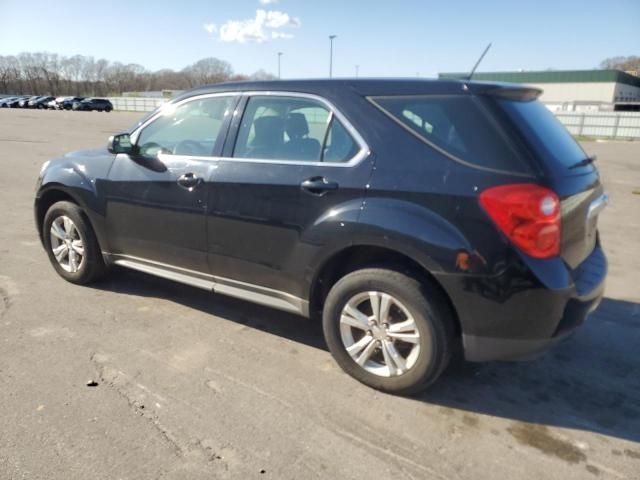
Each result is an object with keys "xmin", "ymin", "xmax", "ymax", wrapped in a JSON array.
[
  {"xmin": 496, "ymin": 99, "xmax": 588, "ymax": 171},
  {"xmin": 370, "ymin": 95, "xmax": 533, "ymax": 174}
]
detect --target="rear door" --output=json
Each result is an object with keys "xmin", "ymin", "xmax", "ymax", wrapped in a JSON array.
[
  {"xmin": 205, "ymin": 92, "xmax": 372, "ymax": 298},
  {"xmin": 105, "ymin": 93, "xmax": 238, "ymax": 272}
]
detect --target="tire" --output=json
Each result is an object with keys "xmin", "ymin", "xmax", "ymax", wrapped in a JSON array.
[
  {"xmin": 42, "ymin": 201, "xmax": 106, "ymax": 284},
  {"xmin": 105, "ymin": 107, "xmax": 112, "ymax": 112},
  {"xmin": 322, "ymin": 268, "xmax": 454, "ymax": 395},
  {"xmin": 37, "ymin": 104, "xmax": 44, "ymax": 109}
]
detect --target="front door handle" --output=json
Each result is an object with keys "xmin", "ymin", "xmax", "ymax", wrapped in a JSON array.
[
  {"xmin": 301, "ymin": 176, "xmax": 339, "ymax": 196},
  {"xmin": 177, "ymin": 172, "xmax": 203, "ymax": 191}
]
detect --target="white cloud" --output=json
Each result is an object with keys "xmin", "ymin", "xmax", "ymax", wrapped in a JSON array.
[
  {"xmin": 216, "ymin": 9, "xmax": 300, "ymax": 43},
  {"xmin": 263, "ymin": 10, "xmax": 299, "ymax": 28},
  {"xmin": 203, "ymin": 23, "xmax": 217, "ymax": 34},
  {"xmin": 271, "ymin": 31, "xmax": 293, "ymax": 39},
  {"xmin": 258, "ymin": 0, "xmax": 278, "ymax": 4}
]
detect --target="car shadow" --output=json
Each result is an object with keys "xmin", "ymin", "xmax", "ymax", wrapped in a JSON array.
[{"xmin": 92, "ymin": 269, "xmax": 640, "ymax": 444}]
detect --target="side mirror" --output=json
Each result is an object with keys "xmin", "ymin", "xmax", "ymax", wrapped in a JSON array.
[{"xmin": 107, "ymin": 133, "xmax": 134, "ymax": 154}]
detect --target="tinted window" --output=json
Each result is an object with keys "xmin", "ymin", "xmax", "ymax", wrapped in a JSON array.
[
  {"xmin": 322, "ymin": 117, "xmax": 359, "ymax": 162},
  {"xmin": 234, "ymin": 96, "xmax": 335, "ymax": 162},
  {"xmin": 496, "ymin": 98, "xmax": 588, "ymax": 171},
  {"xmin": 370, "ymin": 95, "xmax": 532, "ymax": 173},
  {"xmin": 136, "ymin": 96, "xmax": 234, "ymax": 157}
]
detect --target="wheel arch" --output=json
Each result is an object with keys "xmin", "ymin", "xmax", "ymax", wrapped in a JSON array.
[
  {"xmin": 308, "ymin": 244, "xmax": 462, "ymax": 338},
  {"xmin": 35, "ymin": 186, "xmax": 103, "ymax": 252}
]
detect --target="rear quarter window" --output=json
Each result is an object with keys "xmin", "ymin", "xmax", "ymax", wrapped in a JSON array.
[
  {"xmin": 369, "ymin": 95, "xmax": 533, "ymax": 174},
  {"xmin": 496, "ymin": 98, "xmax": 589, "ymax": 172}
]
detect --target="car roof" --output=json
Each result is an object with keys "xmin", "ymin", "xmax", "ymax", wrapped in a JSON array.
[{"xmin": 176, "ymin": 78, "xmax": 538, "ymax": 102}]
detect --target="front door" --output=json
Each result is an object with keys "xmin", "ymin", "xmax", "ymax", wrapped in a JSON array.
[
  {"xmin": 206, "ymin": 93, "xmax": 372, "ymax": 300},
  {"xmin": 105, "ymin": 94, "xmax": 238, "ymax": 273}
]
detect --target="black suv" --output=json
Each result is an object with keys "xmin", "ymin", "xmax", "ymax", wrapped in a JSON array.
[
  {"xmin": 73, "ymin": 98, "xmax": 113, "ymax": 112},
  {"xmin": 34, "ymin": 80, "xmax": 607, "ymax": 393}
]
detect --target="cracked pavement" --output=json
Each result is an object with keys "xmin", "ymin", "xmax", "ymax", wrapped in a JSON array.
[{"xmin": 1, "ymin": 109, "xmax": 639, "ymax": 479}]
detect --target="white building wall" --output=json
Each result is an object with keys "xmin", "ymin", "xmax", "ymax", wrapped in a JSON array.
[
  {"xmin": 613, "ymin": 83, "xmax": 640, "ymax": 102},
  {"xmin": 524, "ymin": 82, "xmax": 617, "ymax": 103}
]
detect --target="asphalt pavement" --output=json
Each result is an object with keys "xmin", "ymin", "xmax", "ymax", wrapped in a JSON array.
[{"xmin": 1, "ymin": 109, "xmax": 639, "ymax": 479}]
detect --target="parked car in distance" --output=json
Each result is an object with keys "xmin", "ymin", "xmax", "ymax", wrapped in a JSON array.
[
  {"xmin": 18, "ymin": 96, "xmax": 38, "ymax": 108},
  {"xmin": 47, "ymin": 96, "xmax": 68, "ymax": 110},
  {"xmin": 29, "ymin": 96, "xmax": 55, "ymax": 109},
  {"xmin": 5, "ymin": 96, "xmax": 29, "ymax": 108},
  {"xmin": 27, "ymin": 96, "xmax": 45, "ymax": 108},
  {"xmin": 0, "ymin": 96, "xmax": 18, "ymax": 107},
  {"xmin": 60, "ymin": 97, "xmax": 85, "ymax": 110},
  {"xmin": 72, "ymin": 98, "xmax": 113, "ymax": 112},
  {"xmin": 34, "ymin": 79, "xmax": 608, "ymax": 394}
]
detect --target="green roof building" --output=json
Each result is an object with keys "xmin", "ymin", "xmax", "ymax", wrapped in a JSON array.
[{"xmin": 438, "ymin": 69, "xmax": 640, "ymax": 111}]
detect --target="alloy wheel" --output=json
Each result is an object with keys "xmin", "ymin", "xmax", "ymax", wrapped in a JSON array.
[
  {"xmin": 49, "ymin": 215, "xmax": 85, "ymax": 273},
  {"xmin": 339, "ymin": 291, "xmax": 422, "ymax": 377}
]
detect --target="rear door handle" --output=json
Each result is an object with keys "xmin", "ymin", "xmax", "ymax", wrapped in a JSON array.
[
  {"xmin": 301, "ymin": 176, "xmax": 339, "ymax": 196},
  {"xmin": 177, "ymin": 172, "xmax": 203, "ymax": 191}
]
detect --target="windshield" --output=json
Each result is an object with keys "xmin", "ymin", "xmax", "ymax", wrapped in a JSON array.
[{"xmin": 496, "ymin": 98, "xmax": 589, "ymax": 171}]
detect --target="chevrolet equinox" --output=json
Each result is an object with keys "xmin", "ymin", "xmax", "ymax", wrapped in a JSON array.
[{"xmin": 35, "ymin": 79, "xmax": 608, "ymax": 394}]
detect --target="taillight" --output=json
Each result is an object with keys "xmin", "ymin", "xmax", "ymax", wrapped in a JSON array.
[{"xmin": 479, "ymin": 184, "xmax": 560, "ymax": 259}]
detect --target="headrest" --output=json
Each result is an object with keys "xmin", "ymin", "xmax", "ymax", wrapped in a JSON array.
[
  {"xmin": 253, "ymin": 116, "xmax": 284, "ymax": 143},
  {"xmin": 285, "ymin": 112, "xmax": 309, "ymax": 139}
]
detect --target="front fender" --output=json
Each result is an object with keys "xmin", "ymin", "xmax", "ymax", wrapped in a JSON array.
[{"xmin": 35, "ymin": 153, "xmax": 113, "ymax": 251}]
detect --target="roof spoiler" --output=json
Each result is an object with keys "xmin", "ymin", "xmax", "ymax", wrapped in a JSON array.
[{"xmin": 479, "ymin": 85, "xmax": 543, "ymax": 101}]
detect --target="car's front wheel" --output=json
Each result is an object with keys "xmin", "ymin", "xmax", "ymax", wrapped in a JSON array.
[
  {"xmin": 323, "ymin": 268, "xmax": 454, "ymax": 395},
  {"xmin": 42, "ymin": 201, "xmax": 106, "ymax": 284}
]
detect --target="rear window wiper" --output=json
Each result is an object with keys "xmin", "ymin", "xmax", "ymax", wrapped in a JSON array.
[{"xmin": 568, "ymin": 155, "xmax": 597, "ymax": 169}]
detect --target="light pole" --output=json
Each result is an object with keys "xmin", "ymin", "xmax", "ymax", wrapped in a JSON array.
[
  {"xmin": 329, "ymin": 35, "xmax": 337, "ymax": 78},
  {"xmin": 277, "ymin": 52, "xmax": 283, "ymax": 79},
  {"xmin": 355, "ymin": 65, "xmax": 359, "ymax": 78}
]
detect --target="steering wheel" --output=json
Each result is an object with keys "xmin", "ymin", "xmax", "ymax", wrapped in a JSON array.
[{"xmin": 173, "ymin": 140, "xmax": 207, "ymax": 156}]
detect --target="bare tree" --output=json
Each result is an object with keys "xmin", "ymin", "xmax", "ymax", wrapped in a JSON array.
[
  {"xmin": 249, "ymin": 69, "xmax": 277, "ymax": 81},
  {"xmin": 0, "ymin": 51, "xmax": 275, "ymax": 96},
  {"xmin": 599, "ymin": 56, "xmax": 640, "ymax": 72},
  {"xmin": 181, "ymin": 58, "xmax": 233, "ymax": 87}
]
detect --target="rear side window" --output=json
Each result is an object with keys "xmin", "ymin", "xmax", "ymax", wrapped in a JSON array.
[
  {"xmin": 370, "ymin": 95, "xmax": 532, "ymax": 174},
  {"xmin": 496, "ymin": 99, "xmax": 588, "ymax": 171},
  {"xmin": 233, "ymin": 95, "xmax": 359, "ymax": 163}
]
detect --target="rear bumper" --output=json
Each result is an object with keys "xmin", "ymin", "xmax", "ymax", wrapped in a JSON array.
[{"xmin": 437, "ymin": 243, "xmax": 606, "ymax": 362}]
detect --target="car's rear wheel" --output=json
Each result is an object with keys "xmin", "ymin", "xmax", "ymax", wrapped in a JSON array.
[
  {"xmin": 105, "ymin": 107, "xmax": 112, "ymax": 112},
  {"xmin": 322, "ymin": 268, "xmax": 453, "ymax": 395},
  {"xmin": 43, "ymin": 201, "xmax": 106, "ymax": 284}
]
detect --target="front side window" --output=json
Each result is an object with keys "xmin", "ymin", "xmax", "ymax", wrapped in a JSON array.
[
  {"xmin": 233, "ymin": 95, "xmax": 358, "ymax": 163},
  {"xmin": 136, "ymin": 96, "xmax": 235, "ymax": 157}
]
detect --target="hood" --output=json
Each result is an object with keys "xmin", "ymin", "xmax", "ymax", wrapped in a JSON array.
[{"xmin": 64, "ymin": 147, "xmax": 110, "ymax": 159}]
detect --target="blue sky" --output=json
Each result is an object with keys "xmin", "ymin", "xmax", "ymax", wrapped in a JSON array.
[{"xmin": 1, "ymin": 0, "xmax": 638, "ymax": 78}]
